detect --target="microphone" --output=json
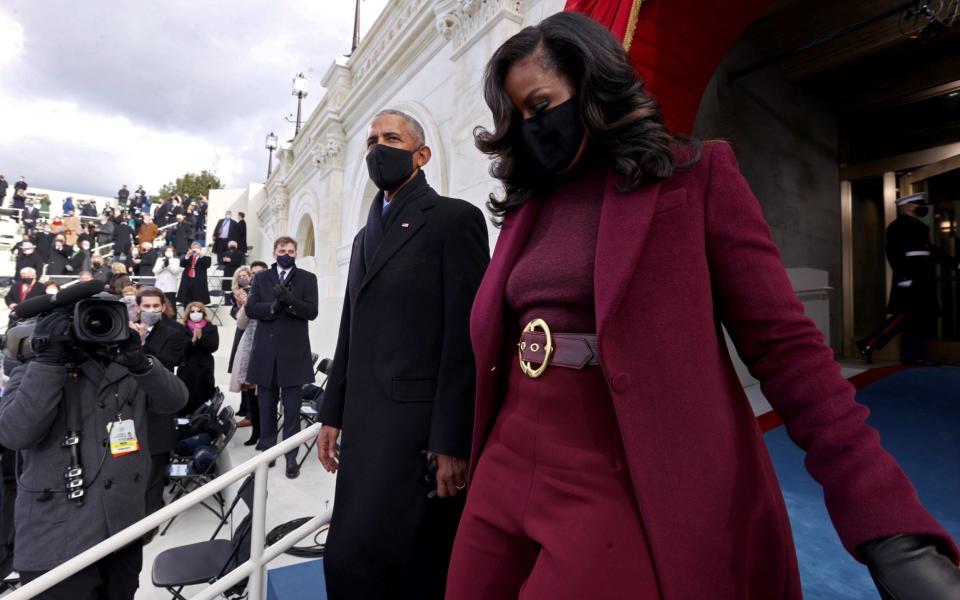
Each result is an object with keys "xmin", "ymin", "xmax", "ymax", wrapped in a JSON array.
[
  {"xmin": 13, "ymin": 280, "xmax": 107, "ymax": 320},
  {"xmin": 12, "ymin": 294, "xmax": 55, "ymax": 320}
]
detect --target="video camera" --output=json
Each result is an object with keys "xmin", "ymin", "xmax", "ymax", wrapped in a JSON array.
[{"xmin": 2, "ymin": 280, "xmax": 130, "ymax": 363}]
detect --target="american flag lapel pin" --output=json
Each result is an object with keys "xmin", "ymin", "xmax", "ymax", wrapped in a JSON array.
[{"xmin": 401, "ymin": 223, "xmax": 410, "ymax": 228}]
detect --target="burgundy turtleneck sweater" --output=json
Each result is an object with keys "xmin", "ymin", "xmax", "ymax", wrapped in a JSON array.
[{"xmin": 505, "ymin": 166, "xmax": 607, "ymax": 333}]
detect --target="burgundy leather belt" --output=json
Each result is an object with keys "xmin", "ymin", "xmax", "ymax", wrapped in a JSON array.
[{"xmin": 518, "ymin": 318, "xmax": 599, "ymax": 379}]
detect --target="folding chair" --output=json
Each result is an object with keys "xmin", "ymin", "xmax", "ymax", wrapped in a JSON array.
[
  {"xmin": 152, "ymin": 475, "xmax": 257, "ymax": 600},
  {"xmin": 161, "ymin": 406, "xmax": 237, "ymax": 536},
  {"xmin": 297, "ymin": 357, "xmax": 331, "ymax": 468},
  {"xmin": 175, "ymin": 389, "xmax": 224, "ymax": 438},
  {"xmin": 205, "ymin": 273, "xmax": 225, "ymax": 325}
]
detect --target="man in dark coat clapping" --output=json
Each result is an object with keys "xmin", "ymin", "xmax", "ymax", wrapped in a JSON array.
[
  {"xmin": 316, "ymin": 109, "xmax": 489, "ymax": 600},
  {"xmin": 244, "ymin": 236, "xmax": 318, "ymax": 479}
]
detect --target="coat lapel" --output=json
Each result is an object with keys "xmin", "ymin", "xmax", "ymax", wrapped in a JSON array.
[
  {"xmin": 359, "ymin": 196, "xmax": 429, "ymax": 292},
  {"xmin": 469, "ymin": 199, "xmax": 541, "ymax": 381},
  {"xmin": 595, "ymin": 174, "xmax": 660, "ymax": 341}
]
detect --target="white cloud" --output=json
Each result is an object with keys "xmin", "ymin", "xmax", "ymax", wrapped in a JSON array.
[{"xmin": 0, "ymin": 0, "xmax": 389, "ymax": 196}]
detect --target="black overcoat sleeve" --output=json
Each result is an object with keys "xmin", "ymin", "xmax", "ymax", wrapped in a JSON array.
[
  {"xmin": 319, "ymin": 285, "xmax": 352, "ymax": 429},
  {"xmin": 243, "ymin": 271, "xmax": 276, "ymax": 321},
  {"xmin": 428, "ymin": 206, "xmax": 489, "ymax": 458}
]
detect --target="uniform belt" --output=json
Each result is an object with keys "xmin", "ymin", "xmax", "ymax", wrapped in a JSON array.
[
  {"xmin": 905, "ymin": 251, "xmax": 931, "ymax": 257},
  {"xmin": 518, "ymin": 318, "xmax": 599, "ymax": 379}
]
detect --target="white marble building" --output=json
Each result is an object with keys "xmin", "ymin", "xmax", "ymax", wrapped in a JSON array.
[
  {"xmin": 216, "ymin": 0, "xmax": 567, "ymax": 357},
  {"xmin": 215, "ymin": 0, "xmax": 836, "ymax": 386}
]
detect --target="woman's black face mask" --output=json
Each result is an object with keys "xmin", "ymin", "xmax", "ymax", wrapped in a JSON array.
[{"xmin": 520, "ymin": 95, "xmax": 585, "ymax": 174}]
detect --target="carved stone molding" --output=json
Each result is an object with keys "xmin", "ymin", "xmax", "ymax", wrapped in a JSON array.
[
  {"xmin": 352, "ymin": 0, "xmax": 431, "ymax": 84},
  {"xmin": 314, "ymin": 134, "xmax": 346, "ymax": 173},
  {"xmin": 435, "ymin": 0, "xmax": 524, "ymax": 58}
]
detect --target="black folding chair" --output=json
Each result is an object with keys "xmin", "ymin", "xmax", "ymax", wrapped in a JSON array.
[
  {"xmin": 162, "ymin": 406, "xmax": 237, "ymax": 536},
  {"xmin": 152, "ymin": 475, "xmax": 257, "ymax": 600},
  {"xmin": 175, "ymin": 388, "xmax": 224, "ymax": 438},
  {"xmin": 297, "ymin": 358, "xmax": 331, "ymax": 468}
]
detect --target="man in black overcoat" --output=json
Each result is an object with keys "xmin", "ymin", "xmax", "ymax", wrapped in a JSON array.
[
  {"xmin": 317, "ymin": 109, "xmax": 489, "ymax": 600},
  {"xmin": 177, "ymin": 241, "xmax": 211, "ymax": 306},
  {"xmin": 133, "ymin": 287, "xmax": 189, "ymax": 536},
  {"xmin": 244, "ymin": 236, "xmax": 318, "ymax": 479}
]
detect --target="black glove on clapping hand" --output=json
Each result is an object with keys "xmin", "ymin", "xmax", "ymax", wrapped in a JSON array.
[
  {"xmin": 860, "ymin": 534, "xmax": 960, "ymax": 600},
  {"xmin": 32, "ymin": 312, "xmax": 73, "ymax": 365},
  {"xmin": 273, "ymin": 284, "xmax": 294, "ymax": 306},
  {"xmin": 102, "ymin": 330, "xmax": 151, "ymax": 374}
]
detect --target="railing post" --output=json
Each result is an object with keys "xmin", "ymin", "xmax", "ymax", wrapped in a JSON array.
[{"xmin": 248, "ymin": 460, "xmax": 270, "ymax": 600}]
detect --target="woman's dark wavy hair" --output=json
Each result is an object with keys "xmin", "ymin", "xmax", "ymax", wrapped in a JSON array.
[{"xmin": 475, "ymin": 12, "xmax": 699, "ymax": 224}]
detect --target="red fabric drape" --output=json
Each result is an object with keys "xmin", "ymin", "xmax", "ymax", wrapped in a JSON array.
[{"xmin": 565, "ymin": 0, "xmax": 774, "ymax": 133}]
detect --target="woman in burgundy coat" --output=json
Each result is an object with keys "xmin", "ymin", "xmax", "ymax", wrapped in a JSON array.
[{"xmin": 445, "ymin": 12, "xmax": 959, "ymax": 600}]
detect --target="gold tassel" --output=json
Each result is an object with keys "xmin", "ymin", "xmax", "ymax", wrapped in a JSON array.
[{"xmin": 622, "ymin": 0, "xmax": 645, "ymax": 52}]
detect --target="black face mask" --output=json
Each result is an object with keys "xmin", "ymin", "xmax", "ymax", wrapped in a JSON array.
[
  {"xmin": 521, "ymin": 95, "xmax": 585, "ymax": 174},
  {"xmin": 914, "ymin": 206, "xmax": 929, "ymax": 218},
  {"xmin": 276, "ymin": 254, "xmax": 295, "ymax": 269},
  {"xmin": 366, "ymin": 144, "xmax": 418, "ymax": 191}
]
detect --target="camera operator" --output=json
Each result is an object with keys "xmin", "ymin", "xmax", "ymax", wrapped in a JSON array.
[{"xmin": 0, "ymin": 302, "xmax": 188, "ymax": 599}]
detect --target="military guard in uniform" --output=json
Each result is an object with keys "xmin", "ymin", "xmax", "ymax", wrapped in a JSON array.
[{"xmin": 858, "ymin": 192, "xmax": 960, "ymax": 364}]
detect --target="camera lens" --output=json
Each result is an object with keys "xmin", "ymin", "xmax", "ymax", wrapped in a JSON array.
[{"xmin": 81, "ymin": 308, "xmax": 114, "ymax": 337}]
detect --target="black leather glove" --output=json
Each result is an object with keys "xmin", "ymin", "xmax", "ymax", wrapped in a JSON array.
[
  {"xmin": 274, "ymin": 284, "xmax": 294, "ymax": 306},
  {"xmin": 101, "ymin": 330, "xmax": 151, "ymax": 374},
  {"xmin": 860, "ymin": 534, "xmax": 960, "ymax": 600},
  {"xmin": 32, "ymin": 312, "xmax": 73, "ymax": 365}
]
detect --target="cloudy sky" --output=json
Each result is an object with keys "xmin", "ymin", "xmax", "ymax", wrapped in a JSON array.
[{"xmin": 0, "ymin": 0, "xmax": 388, "ymax": 197}]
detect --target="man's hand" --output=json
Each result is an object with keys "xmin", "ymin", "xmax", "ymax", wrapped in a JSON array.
[
  {"xmin": 274, "ymin": 284, "xmax": 294, "ymax": 305},
  {"xmin": 429, "ymin": 452, "xmax": 468, "ymax": 498},
  {"xmin": 131, "ymin": 322, "xmax": 149, "ymax": 344},
  {"xmin": 102, "ymin": 330, "xmax": 151, "ymax": 374},
  {"xmin": 317, "ymin": 425, "xmax": 341, "ymax": 473},
  {"xmin": 33, "ymin": 312, "xmax": 73, "ymax": 365}
]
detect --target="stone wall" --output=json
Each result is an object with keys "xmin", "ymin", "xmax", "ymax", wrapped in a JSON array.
[{"xmin": 694, "ymin": 41, "xmax": 843, "ymax": 352}]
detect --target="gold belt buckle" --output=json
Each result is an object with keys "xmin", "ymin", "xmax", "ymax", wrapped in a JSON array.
[{"xmin": 518, "ymin": 318, "xmax": 554, "ymax": 379}]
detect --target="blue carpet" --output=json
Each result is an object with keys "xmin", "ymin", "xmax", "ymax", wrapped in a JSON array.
[
  {"xmin": 266, "ymin": 559, "xmax": 326, "ymax": 600},
  {"xmin": 765, "ymin": 366, "xmax": 960, "ymax": 599}
]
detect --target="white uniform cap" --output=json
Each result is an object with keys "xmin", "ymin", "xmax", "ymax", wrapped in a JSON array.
[{"xmin": 895, "ymin": 192, "xmax": 927, "ymax": 206}]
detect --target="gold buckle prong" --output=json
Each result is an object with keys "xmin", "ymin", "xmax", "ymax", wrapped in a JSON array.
[{"xmin": 519, "ymin": 318, "xmax": 553, "ymax": 379}]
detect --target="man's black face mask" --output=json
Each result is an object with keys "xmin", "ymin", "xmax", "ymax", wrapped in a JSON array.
[
  {"xmin": 366, "ymin": 144, "xmax": 419, "ymax": 191},
  {"xmin": 914, "ymin": 206, "xmax": 929, "ymax": 218},
  {"xmin": 521, "ymin": 95, "xmax": 585, "ymax": 174}
]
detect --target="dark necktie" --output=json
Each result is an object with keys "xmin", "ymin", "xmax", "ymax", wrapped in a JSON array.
[{"xmin": 279, "ymin": 270, "xmax": 287, "ymax": 284}]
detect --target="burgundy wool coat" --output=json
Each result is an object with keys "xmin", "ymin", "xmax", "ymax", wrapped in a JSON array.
[{"xmin": 466, "ymin": 142, "xmax": 958, "ymax": 599}]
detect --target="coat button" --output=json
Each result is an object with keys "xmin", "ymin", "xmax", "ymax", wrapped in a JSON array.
[
  {"xmin": 611, "ymin": 373, "xmax": 631, "ymax": 393},
  {"xmin": 104, "ymin": 479, "xmax": 113, "ymax": 490}
]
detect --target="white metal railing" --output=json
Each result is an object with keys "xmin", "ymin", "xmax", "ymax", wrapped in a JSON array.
[{"xmin": 7, "ymin": 421, "xmax": 328, "ymax": 600}]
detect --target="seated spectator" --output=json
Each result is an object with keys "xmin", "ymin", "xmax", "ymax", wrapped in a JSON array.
[
  {"xmin": 107, "ymin": 262, "xmax": 131, "ymax": 295},
  {"xmin": 13, "ymin": 242, "xmax": 43, "ymax": 278},
  {"xmin": 4, "ymin": 267, "xmax": 43, "ymax": 322},
  {"xmin": 131, "ymin": 241, "xmax": 157, "ymax": 277},
  {"xmin": 221, "ymin": 240, "xmax": 245, "ymax": 293},
  {"xmin": 70, "ymin": 239, "xmax": 94, "ymax": 274},
  {"xmin": 177, "ymin": 302, "xmax": 219, "ymax": 416},
  {"xmin": 90, "ymin": 254, "xmax": 111, "ymax": 284},
  {"xmin": 44, "ymin": 280, "xmax": 60, "ymax": 296},
  {"xmin": 120, "ymin": 285, "xmax": 139, "ymax": 321}
]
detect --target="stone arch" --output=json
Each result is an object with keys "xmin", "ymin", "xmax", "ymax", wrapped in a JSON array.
[{"xmin": 296, "ymin": 213, "xmax": 316, "ymax": 258}]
